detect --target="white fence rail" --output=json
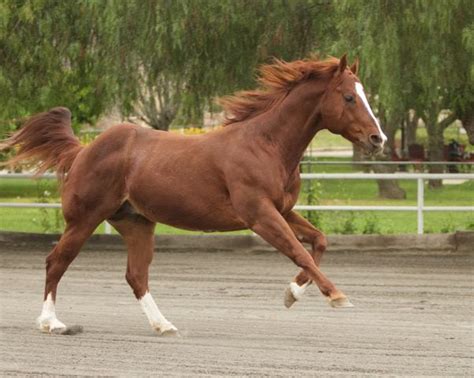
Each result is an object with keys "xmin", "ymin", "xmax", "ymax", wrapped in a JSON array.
[
  {"xmin": 1, "ymin": 173, "xmax": 473, "ymax": 235},
  {"xmin": 295, "ymin": 173, "xmax": 474, "ymax": 234},
  {"xmin": 301, "ymin": 160, "xmax": 474, "ymax": 166}
]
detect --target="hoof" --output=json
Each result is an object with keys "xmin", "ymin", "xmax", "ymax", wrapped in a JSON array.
[
  {"xmin": 154, "ymin": 323, "xmax": 180, "ymax": 337},
  {"xmin": 37, "ymin": 316, "xmax": 67, "ymax": 333},
  {"xmin": 39, "ymin": 325, "xmax": 66, "ymax": 334},
  {"xmin": 160, "ymin": 328, "xmax": 180, "ymax": 337},
  {"xmin": 328, "ymin": 296, "xmax": 354, "ymax": 308},
  {"xmin": 284, "ymin": 281, "xmax": 310, "ymax": 308},
  {"xmin": 284, "ymin": 287, "xmax": 297, "ymax": 308}
]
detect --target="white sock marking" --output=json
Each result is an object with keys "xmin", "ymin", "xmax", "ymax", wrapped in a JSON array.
[
  {"xmin": 289, "ymin": 281, "xmax": 310, "ymax": 301},
  {"xmin": 139, "ymin": 292, "xmax": 177, "ymax": 333},
  {"xmin": 37, "ymin": 293, "xmax": 66, "ymax": 332},
  {"xmin": 355, "ymin": 82, "xmax": 387, "ymax": 143}
]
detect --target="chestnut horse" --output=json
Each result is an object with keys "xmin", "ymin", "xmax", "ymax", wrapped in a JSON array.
[{"xmin": 1, "ymin": 55, "xmax": 386, "ymax": 335}]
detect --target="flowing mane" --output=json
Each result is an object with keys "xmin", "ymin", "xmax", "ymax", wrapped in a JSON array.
[{"xmin": 219, "ymin": 57, "xmax": 340, "ymax": 126}]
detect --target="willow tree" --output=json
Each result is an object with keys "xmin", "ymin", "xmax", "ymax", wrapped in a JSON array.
[
  {"xmin": 333, "ymin": 0, "xmax": 414, "ymax": 198},
  {"xmin": 335, "ymin": 0, "xmax": 413, "ymax": 147},
  {"xmin": 462, "ymin": 23, "xmax": 474, "ymax": 144},
  {"xmin": 103, "ymin": 0, "xmax": 335, "ymax": 130},
  {"xmin": 406, "ymin": 0, "xmax": 473, "ymax": 186},
  {"xmin": 0, "ymin": 0, "xmax": 116, "ymax": 131},
  {"xmin": 1, "ymin": 0, "xmax": 336, "ymax": 132},
  {"xmin": 335, "ymin": 0, "xmax": 473, "ymax": 188}
]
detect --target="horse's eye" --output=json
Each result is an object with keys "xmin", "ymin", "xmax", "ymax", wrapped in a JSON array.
[{"xmin": 344, "ymin": 94, "xmax": 355, "ymax": 103}]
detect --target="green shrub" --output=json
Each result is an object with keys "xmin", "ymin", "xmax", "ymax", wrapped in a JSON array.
[
  {"xmin": 362, "ymin": 214, "xmax": 382, "ymax": 234},
  {"xmin": 334, "ymin": 212, "xmax": 357, "ymax": 234}
]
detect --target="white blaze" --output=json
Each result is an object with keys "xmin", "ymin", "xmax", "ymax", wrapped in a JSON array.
[{"xmin": 355, "ymin": 82, "xmax": 387, "ymax": 143}]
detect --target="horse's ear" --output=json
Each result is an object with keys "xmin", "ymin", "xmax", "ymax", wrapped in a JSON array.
[
  {"xmin": 350, "ymin": 57, "xmax": 359, "ymax": 75},
  {"xmin": 337, "ymin": 54, "xmax": 348, "ymax": 75}
]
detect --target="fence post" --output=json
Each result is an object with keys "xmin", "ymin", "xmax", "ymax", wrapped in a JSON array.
[{"xmin": 417, "ymin": 178, "xmax": 424, "ymax": 234}]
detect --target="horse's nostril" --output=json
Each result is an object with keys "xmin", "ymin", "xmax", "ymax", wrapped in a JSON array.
[{"xmin": 369, "ymin": 134, "xmax": 383, "ymax": 146}]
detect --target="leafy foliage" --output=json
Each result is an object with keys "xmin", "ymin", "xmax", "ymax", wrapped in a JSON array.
[
  {"xmin": 335, "ymin": 0, "xmax": 473, "ymax": 154},
  {"xmin": 0, "ymin": 0, "xmax": 116, "ymax": 127},
  {"xmin": 0, "ymin": 0, "xmax": 472, "ymax": 141}
]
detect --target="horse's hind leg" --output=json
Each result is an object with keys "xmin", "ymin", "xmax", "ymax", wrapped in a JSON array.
[
  {"xmin": 37, "ymin": 222, "xmax": 97, "ymax": 333},
  {"xmin": 283, "ymin": 211, "xmax": 330, "ymax": 308},
  {"xmin": 109, "ymin": 207, "xmax": 178, "ymax": 336}
]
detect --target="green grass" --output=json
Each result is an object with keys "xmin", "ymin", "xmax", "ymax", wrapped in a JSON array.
[
  {"xmin": 1, "ymin": 172, "xmax": 472, "ymax": 234},
  {"xmin": 0, "ymin": 206, "xmax": 251, "ymax": 235},
  {"xmin": 300, "ymin": 177, "xmax": 474, "ymax": 204},
  {"xmin": 0, "ymin": 178, "xmax": 59, "ymax": 198},
  {"xmin": 298, "ymin": 210, "xmax": 473, "ymax": 235},
  {"xmin": 297, "ymin": 160, "xmax": 473, "ymax": 233}
]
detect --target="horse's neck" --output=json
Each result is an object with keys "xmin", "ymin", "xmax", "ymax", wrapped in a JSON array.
[{"xmin": 253, "ymin": 82, "xmax": 326, "ymax": 174}]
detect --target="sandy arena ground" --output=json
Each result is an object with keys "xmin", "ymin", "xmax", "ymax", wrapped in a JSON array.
[{"xmin": 0, "ymin": 244, "xmax": 472, "ymax": 376}]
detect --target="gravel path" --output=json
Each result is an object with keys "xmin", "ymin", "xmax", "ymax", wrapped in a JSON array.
[{"xmin": 0, "ymin": 245, "xmax": 472, "ymax": 376}]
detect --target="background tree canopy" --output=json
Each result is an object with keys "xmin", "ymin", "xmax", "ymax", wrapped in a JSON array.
[{"xmin": 1, "ymin": 0, "xmax": 473, "ymax": 155}]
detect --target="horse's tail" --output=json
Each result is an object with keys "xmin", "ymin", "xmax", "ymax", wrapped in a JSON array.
[{"xmin": 0, "ymin": 107, "xmax": 83, "ymax": 181}]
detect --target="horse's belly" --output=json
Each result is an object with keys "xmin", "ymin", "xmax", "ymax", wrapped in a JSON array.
[{"xmin": 128, "ymin": 193, "xmax": 247, "ymax": 232}]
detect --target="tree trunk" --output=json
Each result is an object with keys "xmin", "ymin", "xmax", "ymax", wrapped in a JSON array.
[
  {"xmin": 148, "ymin": 104, "xmax": 177, "ymax": 131},
  {"xmin": 385, "ymin": 124, "xmax": 397, "ymax": 153},
  {"xmin": 426, "ymin": 126, "xmax": 444, "ymax": 188},
  {"xmin": 425, "ymin": 112, "xmax": 457, "ymax": 188},
  {"xmin": 373, "ymin": 161, "xmax": 406, "ymax": 199},
  {"xmin": 461, "ymin": 111, "xmax": 474, "ymax": 145},
  {"xmin": 373, "ymin": 114, "xmax": 406, "ymax": 199},
  {"xmin": 134, "ymin": 78, "xmax": 179, "ymax": 131},
  {"xmin": 405, "ymin": 112, "xmax": 418, "ymax": 158},
  {"xmin": 352, "ymin": 144, "xmax": 367, "ymax": 171}
]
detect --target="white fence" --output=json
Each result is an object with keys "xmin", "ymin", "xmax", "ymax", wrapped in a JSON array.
[
  {"xmin": 1, "ymin": 172, "xmax": 473, "ymax": 235},
  {"xmin": 296, "ymin": 173, "xmax": 474, "ymax": 234}
]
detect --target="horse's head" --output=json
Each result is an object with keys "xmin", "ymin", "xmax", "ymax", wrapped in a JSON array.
[{"xmin": 320, "ymin": 55, "xmax": 387, "ymax": 155}]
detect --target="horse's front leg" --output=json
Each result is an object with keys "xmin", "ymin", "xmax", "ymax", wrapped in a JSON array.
[
  {"xmin": 243, "ymin": 201, "xmax": 352, "ymax": 308},
  {"xmin": 284, "ymin": 210, "xmax": 328, "ymax": 308}
]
